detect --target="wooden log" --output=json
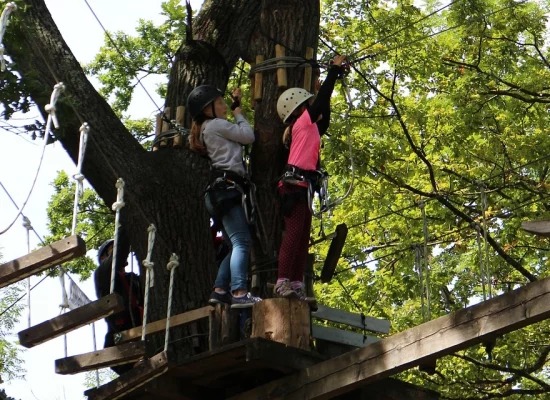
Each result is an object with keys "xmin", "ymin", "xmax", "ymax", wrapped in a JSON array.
[
  {"xmin": 173, "ymin": 105, "xmax": 185, "ymax": 147},
  {"xmin": 303, "ymin": 47, "xmax": 314, "ymax": 92},
  {"xmin": 84, "ymin": 351, "xmax": 170, "ymax": 400},
  {"xmin": 275, "ymin": 44, "xmax": 287, "ymax": 88},
  {"xmin": 254, "ymin": 55, "xmax": 264, "ymax": 101},
  {"xmin": 18, "ymin": 293, "xmax": 124, "ymax": 348},
  {"xmin": 118, "ymin": 306, "xmax": 211, "ymax": 343},
  {"xmin": 55, "ymin": 341, "xmax": 146, "ymax": 375},
  {"xmin": 312, "ymin": 304, "xmax": 390, "ymax": 334},
  {"xmin": 233, "ymin": 275, "xmax": 550, "ymax": 400},
  {"xmin": 0, "ymin": 235, "xmax": 86, "ymax": 289},
  {"xmin": 522, "ymin": 220, "xmax": 550, "ymax": 237},
  {"xmin": 251, "ymin": 298, "xmax": 311, "ymax": 351}
]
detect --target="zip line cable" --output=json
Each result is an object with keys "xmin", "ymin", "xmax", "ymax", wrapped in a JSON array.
[{"xmin": 80, "ymin": 0, "xmax": 163, "ymax": 114}]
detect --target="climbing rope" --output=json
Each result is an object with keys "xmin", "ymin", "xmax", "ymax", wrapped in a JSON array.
[
  {"xmin": 141, "ymin": 224, "xmax": 156, "ymax": 342},
  {"xmin": 480, "ymin": 184, "xmax": 492, "ymax": 299},
  {"xmin": 164, "ymin": 253, "xmax": 179, "ymax": 352},
  {"xmin": 71, "ymin": 123, "xmax": 90, "ymax": 235},
  {"xmin": 0, "ymin": 82, "xmax": 65, "ymax": 236},
  {"xmin": 0, "ymin": 2, "xmax": 16, "ymax": 72},
  {"xmin": 110, "ymin": 178, "xmax": 126, "ymax": 294},
  {"xmin": 22, "ymin": 216, "xmax": 32, "ymax": 328}
]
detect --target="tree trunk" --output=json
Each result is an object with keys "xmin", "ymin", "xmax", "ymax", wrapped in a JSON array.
[{"xmin": 5, "ymin": 0, "xmax": 319, "ymax": 367}]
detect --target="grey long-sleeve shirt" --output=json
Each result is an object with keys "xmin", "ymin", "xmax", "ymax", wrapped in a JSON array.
[{"xmin": 201, "ymin": 114, "xmax": 254, "ymax": 177}]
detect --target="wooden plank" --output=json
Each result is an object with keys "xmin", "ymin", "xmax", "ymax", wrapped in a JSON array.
[
  {"xmin": 118, "ymin": 306, "xmax": 211, "ymax": 343},
  {"xmin": 275, "ymin": 44, "xmax": 287, "ymax": 88},
  {"xmin": 18, "ymin": 293, "xmax": 124, "ymax": 348},
  {"xmin": 55, "ymin": 341, "xmax": 146, "ymax": 375},
  {"xmin": 84, "ymin": 351, "xmax": 170, "ymax": 400},
  {"xmin": 254, "ymin": 55, "xmax": 264, "ymax": 101},
  {"xmin": 312, "ymin": 325, "xmax": 380, "ymax": 348},
  {"xmin": 0, "ymin": 235, "xmax": 86, "ymax": 288},
  {"xmin": 312, "ymin": 304, "xmax": 390, "ymax": 334},
  {"xmin": 303, "ymin": 47, "xmax": 314, "ymax": 92},
  {"xmin": 522, "ymin": 220, "xmax": 550, "ymax": 237},
  {"xmin": 231, "ymin": 276, "xmax": 550, "ymax": 400}
]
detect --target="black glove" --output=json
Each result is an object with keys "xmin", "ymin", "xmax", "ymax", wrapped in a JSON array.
[{"xmin": 230, "ymin": 95, "xmax": 241, "ymax": 110}]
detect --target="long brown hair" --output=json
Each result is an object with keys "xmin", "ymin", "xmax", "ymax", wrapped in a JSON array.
[{"xmin": 188, "ymin": 115, "xmax": 207, "ymax": 155}]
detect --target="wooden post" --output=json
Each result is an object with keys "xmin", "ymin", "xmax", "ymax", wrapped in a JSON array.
[
  {"xmin": 153, "ymin": 113, "xmax": 162, "ymax": 151},
  {"xmin": 275, "ymin": 44, "xmax": 287, "ymax": 88},
  {"xmin": 303, "ymin": 47, "xmax": 314, "ymax": 92},
  {"xmin": 174, "ymin": 105, "xmax": 185, "ymax": 148},
  {"xmin": 251, "ymin": 298, "xmax": 311, "ymax": 351},
  {"xmin": 160, "ymin": 107, "xmax": 171, "ymax": 148},
  {"xmin": 209, "ymin": 304, "xmax": 240, "ymax": 350},
  {"xmin": 254, "ymin": 55, "xmax": 264, "ymax": 101}
]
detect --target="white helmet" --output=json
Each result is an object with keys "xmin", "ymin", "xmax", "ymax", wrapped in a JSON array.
[{"xmin": 277, "ymin": 88, "xmax": 314, "ymax": 124}]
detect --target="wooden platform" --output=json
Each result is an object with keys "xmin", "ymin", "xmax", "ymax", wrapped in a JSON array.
[
  {"xmin": 522, "ymin": 220, "xmax": 550, "ymax": 237},
  {"xmin": 168, "ymin": 337, "xmax": 324, "ymax": 397},
  {"xmin": 0, "ymin": 235, "xmax": 86, "ymax": 288}
]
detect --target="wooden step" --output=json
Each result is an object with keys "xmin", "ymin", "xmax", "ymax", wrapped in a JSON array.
[
  {"xmin": 0, "ymin": 235, "xmax": 86, "ymax": 288},
  {"xmin": 18, "ymin": 293, "xmax": 124, "ymax": 348},
  {"xmin": 55, "ymin": 341, "xmax": 146, "ymax": 375},
  {"xmin": 118, "ymin": 305, "xmax": 212, "ymax": 343},
  {"xmin": 84, "ymin": 351, "xmax": 170, "ymax": 400}
]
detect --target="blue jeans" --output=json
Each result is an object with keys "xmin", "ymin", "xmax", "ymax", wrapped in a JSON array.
[{"xmin": 205, "ymin": 189, "xmax": 251, "ymax": 293}]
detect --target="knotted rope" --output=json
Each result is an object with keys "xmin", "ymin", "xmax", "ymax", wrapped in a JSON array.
[
  {"xmin": 70, "ymin": 123, "xmax": 90, "ymax": 235},
  {"xmin": 141, "ymin": 224, "xmax": 156, "ymax": 341},
  {"xmin": 109, "ymin": 178, "xmax": 126, "ymax": 294},
  {"xmin": 164, "ymin": 253, "xmax": 179, "ymax": 352},
  {"xmin": 0, "ymin": 2, "xmax": 17, "ymax": 72}
]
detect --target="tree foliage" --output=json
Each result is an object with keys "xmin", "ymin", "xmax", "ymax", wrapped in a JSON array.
[{"xmin": 3, "ymin": 0, "xmax": 550, "ymax": 398}]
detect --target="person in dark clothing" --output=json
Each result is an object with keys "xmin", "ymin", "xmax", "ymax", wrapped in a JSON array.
[
  {"xmin": 274, "ymin": 54, "xmax": 348, "ymax": 306},
  {"xmin": 94, "ymin": 230, "xmax": 143, "ymax": 375}
]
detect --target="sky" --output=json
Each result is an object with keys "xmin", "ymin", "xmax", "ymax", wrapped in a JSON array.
[{"xmin": 0, "ymin": 0, "xmax": 202, "ymax": 398}]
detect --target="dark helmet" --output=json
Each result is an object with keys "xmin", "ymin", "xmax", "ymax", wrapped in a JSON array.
[
  {"xmin": 97, "ymin": 239, "xmax": 114, "ymax": 263},
  {"xmin": 187, "ymin": 85, "xmax": 223, "ymax": 119}
]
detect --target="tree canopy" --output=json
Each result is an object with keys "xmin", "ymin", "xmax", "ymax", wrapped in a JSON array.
[{"xmin": 2, "ymin": 0, "xmax": 550, "ymax": 398}]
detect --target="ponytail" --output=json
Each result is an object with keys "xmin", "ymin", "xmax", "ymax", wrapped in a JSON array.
[{"xmin": 188, "ymin": 117, "xmax": 207, "ymax": 155}]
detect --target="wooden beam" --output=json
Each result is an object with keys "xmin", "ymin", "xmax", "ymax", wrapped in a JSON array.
[
  {"xmin": 522, "ymin": 220, "xmax": 550, "ymax": 237},
  {"xmin": 312, "ymin": 325, "xmax": 380, "ymax": 348},
  {"xmin": 312, "ymin": 304, "xmax": 390, "ymax": 334},
  {"xmin": 118, "ymin": 306, "xmax": 212, "ymax": 343},
  {"xmin": 18, "ymin": 293, "xmax": 124, "ymax": 348},
  {"xmin": 84, "ymin": 351, "xmax": 170, "ymax": 400},
  {"xmin": 0, "ymin": 235, "xmax": 86, "ymax": 288},
  {"xmin": 231, "ymin": 276, "xmax": 550, "ymax": 400},
  {"xmin": 55, "ymin": 341, "xmax": 146, "ymax": 375}
]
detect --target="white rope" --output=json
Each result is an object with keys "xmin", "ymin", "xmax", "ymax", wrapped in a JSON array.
[
  {"xmin": 70, "ymin": 123, "xmax": 90, "ymax": 235},
  {"xmin": 109, "ymin": 178, "xmax": 125, "ymax": 294},
  {"xmin": 22, "ymin": 216, "xmax": 32, "ymax": 328},
  {"xmin": 0, "ymin": 2, "xmax": 17, "ymax": 72},
  {"xmin": 141, "ymin": 224, "xmax": 156, "ymax": 342},
  {"xmin": 164, "ymin": 253, "xmax": 179, "ymax": 352},
  {"xmin": 0, "ymin": 82, "xmax": 65, "ymax": 236}
]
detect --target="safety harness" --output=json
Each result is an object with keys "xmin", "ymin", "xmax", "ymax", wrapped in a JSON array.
[{"xmin": 280, "ymin": 164, "xmax": 329, "ymax": 213}]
